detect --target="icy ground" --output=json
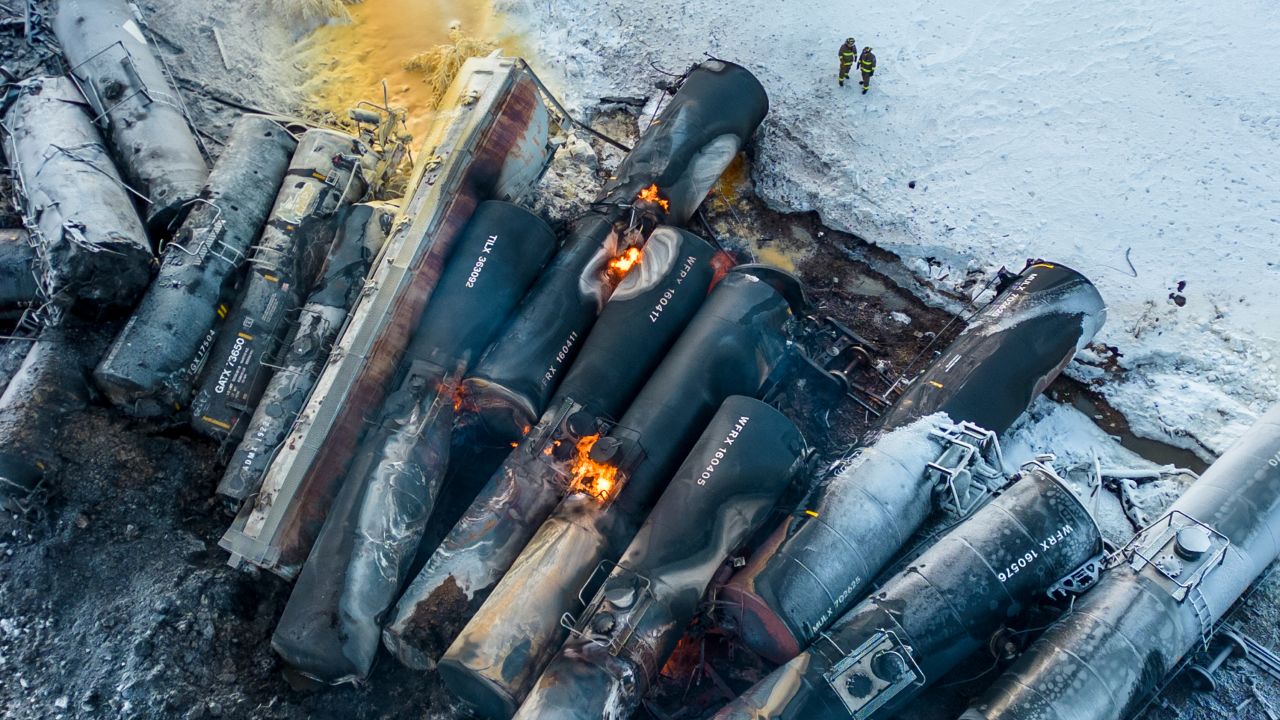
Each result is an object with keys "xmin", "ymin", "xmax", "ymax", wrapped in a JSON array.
[{"xmin": 501, "ymin": 0, "xmax": 1280, "ymax": 460}]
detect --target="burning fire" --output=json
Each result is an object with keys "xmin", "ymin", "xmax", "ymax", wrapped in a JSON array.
[
  {"xmin": 637, "ymin": 183, "xmax": 671, "ymax": 212},
  {"xmin": 608, "ymin": 246, "xmax": 643, "ymax": 276},
  {"xmin": 567, "ymin": 434, "xmax": 619, "ymax": 501}
]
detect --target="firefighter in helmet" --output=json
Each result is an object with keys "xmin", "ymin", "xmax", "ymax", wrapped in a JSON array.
[
  {"xmin": 859, "ymin": 46, "xmax": 877, "ymax": 94},
  {"xmin": 838, "ymin": 38, "xmax": 857, "ymax": 87}
]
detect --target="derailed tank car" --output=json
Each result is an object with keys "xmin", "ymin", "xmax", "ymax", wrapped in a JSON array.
[
  {"xmin": 189, "ymin": 128, "xmax": 371, "ymax": 441},
  {"xmin": 437, "ymin": 266, "xmax": 805, "ymax": 719},
  {"xmin": 713, "ymin": 462, "xmax": 1102, "ymax": 720},
  {"xmin": 95, "ymin": 116, "xmax": 297, "ymax": 415},
  {"xmin": 962, "ymin": 404, "xmax": 1280, "ymax": 720},
  {"xmin": 271, "ymin": 201, "xmax": 555, "ymax": 684},
  {"xmin": 219, "ymin": 56, "xmax": 557, "ymax": 580},
  {"xmin": 54, "ymin": 0, "xmax": 209, "ymax": 231},
  {"xmin": 2, "ymin": 76, "xmax": 153, "ymax": 309},
  {"xmin": 383, "ymin": 226, "xmax": 720, "ymax": 669},
  {"xmin": 217, "ymin": 202, "xmax": 397, "ymax": 502},
  {"xmin": 721, "ymin": 262, "xmax": 1107, "ymax": 663},
  {"xmin": 460, "ymin": 58, "xmax": 769, "ymax": 443},
  {"xmin": 515, "ymin": 395, "xmax": 806, "ymax": 720}
]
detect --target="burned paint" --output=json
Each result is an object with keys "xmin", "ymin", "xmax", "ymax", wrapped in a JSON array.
[
  {"xmin": 271, "ymin": 201, "xmax": 555, "ymax": 684},
  {"xmin": 383, "ymin": 227, "xmax": 720, "ymax": 670},
  {"xmin": 715, "ymin": 463, "xmax": 1101, "ymax": 720},
  {"xmin": 516, "ymin": 397, "xmax": 806, "ymax": 720},
  {"xmin": 963, "ymin": 404, "xmax": 1280, "ymax": 720},
  {"xmin": 189, "ymin": 129, "xmax": 371, "ymax": 441},
  {"xmin": 218, "ymin": 56, "xmax": 555, "ymax": 580},
  {"xmin": 94, "ymin": 115, "xmax": 297, "ymax": 416},
  {"xmin": 54, "ymin": 0, "xmax": 209, "ymax": 231},
  {"xmin": 721, "ymin": 262, "xmax": 1107, "ymax": 664},
  {"xmin": 438, "ymin": 266, "xmax": 805, "ymax": 719},
  {"xmin": 216, "ymin": 202, "xmax": 397, "ymax": 503},
  {"xmin": 2, "ymin": 76, "xmax": 152, "ymax": 310}
]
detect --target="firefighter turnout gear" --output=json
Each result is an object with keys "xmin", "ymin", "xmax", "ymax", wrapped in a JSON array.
[
  {"xmin": 838, "ymin": 38, "xmax": 857, "ymax": 86},
  {"xmin": 859, "ymin": 47, "xmax": 877, "ymax": 93}
]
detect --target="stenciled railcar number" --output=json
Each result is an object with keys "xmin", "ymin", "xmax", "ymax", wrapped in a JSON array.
[{"xmin": 997, "ymin": 524, "xmax": 1074, "ymax": 583}]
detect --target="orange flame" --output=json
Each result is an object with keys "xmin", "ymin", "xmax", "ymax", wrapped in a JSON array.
[
  {"xmin": 567, "ymin": 434, "xmax": 619, "ymax": 501},
  {"xmin": 637, "ymin": 183, "xmax": 671, "ymax": 212},
  {"xmin": 608, "ymin": 246, "xmax": 643, "ymax": 276}
]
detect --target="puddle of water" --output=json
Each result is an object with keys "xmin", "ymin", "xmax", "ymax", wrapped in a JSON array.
[
  {"xmin": 294, "ymin": 0, "xmax": 516, "ymax": 138},
  {"xmin": 1069, "ymin": 390, "xmax": 1209, "ymax": 473},
  {"xmin": 840, "ymin": 272, "xmax": 912, "ymax": 312}
]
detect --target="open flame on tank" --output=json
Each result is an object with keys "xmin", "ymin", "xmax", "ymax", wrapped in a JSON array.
[
  {"xmin": 567, "ymin": 433, "xmax": 619, "ymax": 502},
  {"xmin": 608, "ymin": 246, "xmax": 643, "ymax": 276},
  {"xmin": 636, "ymin": 183, "xmax": 671, "ymax": 213}
]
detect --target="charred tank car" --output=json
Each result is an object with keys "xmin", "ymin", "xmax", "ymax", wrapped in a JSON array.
[
  {"xmin": 515, "ymin": 396, "xmax": 806, "ymax": 720},
  {"xmin": 459, "ymin": 58, "xmax": 768, "ymax": 443},
  {"xmin": 216, "ymin": 202, "xmax": 397, "ymax": 503},
  {"xmin": 94, "ymin": 116, "xmax": 297, "ymax": 415},
  {"xmin": 270, "ymin": 201, "xmax": 555, "ymax": 684},
  {"xmin": 713, "ymin": 461, "xmax": 1102, "ymax": 720},
  {"xmin": 189, "ymin": 128, "xmax": 371, "ymax": 441},
  {"xmin": 721, "ymin": 262, "xmax": 1107, "ymax": 663},
  {"xmin": 54, "ymin": 0, "xmax": 209, "ymax": 231},
  {"xmin": 383, "ymin": 226, "xmax": 719, "ymax": 669},
  {"xmin": 437, "ymin": 266, "xmax": 805, "ymax": 719}
]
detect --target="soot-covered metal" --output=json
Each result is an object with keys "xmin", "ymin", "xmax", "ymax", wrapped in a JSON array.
[
  {"xmin": 436, "ymin": 266, "xmax": 805, "ymax": 719},
  {"xmin": 94, "ymin": 116, "xmax": 297, "ymax": 416},
  {"xmin": 515, "ymin": 396, "xmax": 806, "ymax": 720},
  {"xmin": 189, "ymin": 129, "xmax": 372, "ymax": 442},
  {"xmin": 721, "ymin": 262, "xmax": 1107, "ymax": 663},
  {"xmin": 714, "ymin": 462, "xmax": 1102, "ymax": 720},
  {"xmin": 270, "ymin": 201, "xmax": 555, "ymax": 684},
  {"xmin": 383, "ymin": 226, "xmax": 720, "ymax": 669},
  {"xmin": 459, "ymin": 58, "xmax": 768, "ymax": 443},
  {"xmin": 216, "ymin": 202, "xmax": 397, "ymax": 503}
]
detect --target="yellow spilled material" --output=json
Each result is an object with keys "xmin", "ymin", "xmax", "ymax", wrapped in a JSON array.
[
  {"xmin": 292, "ymin": 0, "xmax": 511, "ymax": 139},
  {"xmin": 267, "ymin": 0, "xmax": 352, "ymax": 28},
  {"xmin": 403, "ymin": 30, "xmax": 496, "ymax": 113}
]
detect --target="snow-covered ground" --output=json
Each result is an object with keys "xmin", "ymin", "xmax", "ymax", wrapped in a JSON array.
[{"xmin": 500, "ymin": 0, "xmax": 1280, "ymax": 460}]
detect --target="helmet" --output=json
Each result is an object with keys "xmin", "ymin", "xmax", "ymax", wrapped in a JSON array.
[{"xmin": 846, "ymin": 37, "xmax": 855, "ymax": 44}]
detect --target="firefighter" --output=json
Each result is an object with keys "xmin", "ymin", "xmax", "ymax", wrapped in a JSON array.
[
  {"xmin": 859, "ymin": 46, "xmax": 877, "ymax": 94},
  {"xmin": 837, "ymin": 38, "xmax": 857, "ymax": 87}
]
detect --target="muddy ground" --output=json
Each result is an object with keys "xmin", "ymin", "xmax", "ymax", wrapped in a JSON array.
[{"xmin": 1, "ymin": 2, "xmax": 1278, "ymax": 719}]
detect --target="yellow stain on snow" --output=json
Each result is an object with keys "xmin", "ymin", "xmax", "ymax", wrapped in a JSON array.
[{"xmin": 293, "ymin": 0, "xmax": 518, "ymax": 139}]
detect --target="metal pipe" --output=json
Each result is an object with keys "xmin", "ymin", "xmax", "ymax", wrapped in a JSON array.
[
  {"xmin": 54, "ymin": 0, "xmax": 210, "ymax": 231},
  {"xmin": 216, "ymin": 201, "xmax": 397, "ymax": 503},
  {"xmin": 515, "ymin": 396, "xmax": 806, "ymax": 720},
  {"xmin": 218, "ymin": 57, "xmax": 555, "ymax": 579},
  {"xmin": 714, "ymin": 462, "xmax": 1102, "ymax": 720},
  {"xmin": 189, "ymin": 129, "xmax": 371, "ymax": 442},
  {"xmin": 383, "ymin": 226, "xmax": 720, "ymax": 669},
  {"xmin": 721, "ymin": 262, "xmax": 1107, "ymax": 663},
  {"xmin": 2, "ymin": 76, "xmax": 152, "ymax": 309},
  {"xmin": 271, "ymin": 200, "xmax": 556, "ymax": 684},
  {"xmin": 93, "ymin": 115, "xmax": 297, "ymax": 416},
  {"xmin": 962, "ymin": 404, "xmax": 1280, "ymax": 720},
  {"xmin": 438, "ymin": 265, "xmax": 805, "ymax": 719}
]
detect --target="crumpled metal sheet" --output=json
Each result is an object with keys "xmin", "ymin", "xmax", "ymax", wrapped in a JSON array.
[{"xmin": 1, "ymin": 76, "xmax": 152, "ymax": 310}]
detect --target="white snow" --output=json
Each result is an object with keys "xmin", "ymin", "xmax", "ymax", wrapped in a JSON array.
[{"xmin": 499, "ymin": 0, "xmax": 1280, "ymax": 459}]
